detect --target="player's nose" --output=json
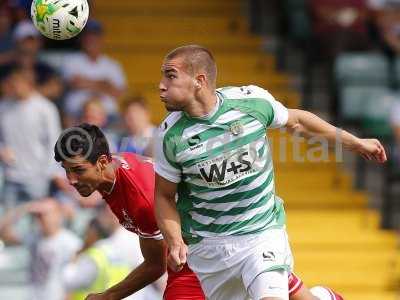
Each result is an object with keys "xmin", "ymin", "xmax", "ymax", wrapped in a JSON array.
[
  {"xmin": 159, "ymin": 80, "xmax": 167, "ymax": 92},
  {"xmin": 66, "ymin": 172, "xmax": 78, "ymax": 185}
]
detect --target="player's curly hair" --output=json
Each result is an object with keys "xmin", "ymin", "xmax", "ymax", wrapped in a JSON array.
[{"xmin": 54, "ymin": 123, "xmax": 111, "ymax": 164}]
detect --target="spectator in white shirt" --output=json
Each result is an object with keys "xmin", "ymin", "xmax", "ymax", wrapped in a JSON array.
[
  {"xmin": 62, "ymin": 20, "xmax": 126, "ymax": 125},
  {"xmin": 0, "ymin": 66, "xmax": 62, "ymax": 208},
  {"xmin": 0, "ymin": 198, "xmax": 82, "ymax": 300},
  {"xmin": 63, "ymin": 207, "xmax": 165, "ymax": 300}
]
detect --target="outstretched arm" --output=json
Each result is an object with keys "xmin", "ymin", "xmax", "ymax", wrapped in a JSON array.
[
  {"xmin": 285, "ymin": 109, "xmax": 387, "ymax": 163},
  {"xmin": 154, "ymin": 174, "xmax": 187, "ymax": 272}
]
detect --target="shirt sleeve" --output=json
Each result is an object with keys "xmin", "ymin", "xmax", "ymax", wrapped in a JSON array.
[
  {"xmin": 136, "ymin": 205, "xmax": 163, "ymax": 240},
  {"xmin": 247, "ymin": 85, "xmax": 289, "ymax": 128},
  {"xmin": 154, "ymin": 125, "xmax": 181, "ymax": 183}
]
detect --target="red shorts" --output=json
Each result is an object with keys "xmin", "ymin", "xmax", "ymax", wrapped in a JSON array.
[
  {"xmin": 163, "ymin": 264, "xmax": 205, "ymax": 300},
  {"xmin": 289, "ymin": 272, "xmax": 304, "ymax": 296},
  {"xmin": 163, "ymin": 264, "xmax": 303, "ymax": 300}
]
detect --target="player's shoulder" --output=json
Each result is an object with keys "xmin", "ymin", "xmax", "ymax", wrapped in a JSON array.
[
  {"xmin": 116, "ymin": 152, "xmax": 154, "ymax": 173},
  {"xmin": 217, "ymin": 85, "xmax": 274, "ymax": 101}
]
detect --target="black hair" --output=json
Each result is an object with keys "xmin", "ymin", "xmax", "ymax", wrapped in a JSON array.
[{"xmin": 54, "ymin": 123, "xmax": 110, "ymax": 164}]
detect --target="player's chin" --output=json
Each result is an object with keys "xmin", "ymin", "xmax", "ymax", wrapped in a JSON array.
[
  {"xmin": 76, "ymin": 187, "xmax": 93, "ymax": 197},
  {"xmin": 165, "ymin": 104, "xmax": 180, "ymax": 112}
]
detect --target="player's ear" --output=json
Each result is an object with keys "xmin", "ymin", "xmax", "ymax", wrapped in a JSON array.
[
  {"xmin": 195, "ymin": 74, "xmax": 206, "ymax": 89},
  {"xmin": 97, "ymin": 155, "xmax": 109, "ymax": 170}
]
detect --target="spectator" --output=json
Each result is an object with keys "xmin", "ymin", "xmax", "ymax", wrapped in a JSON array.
[
  {"xmin": 309, "ymin": 0, "xmax": 371, "ymax": 59},
  {"xmin": 119, "ymin": 97, "xmax": 156, "ymax": 157},
  {"xmin": 0, "ymin": 66, "xmax": 62, "ymax": 209},
  {"xmin": 0, "ymin": 198, "xmax": 82, "ymax": 300},
  {"xmin": 366, "ymin": 0, "xmax": 400, "ymax": 87},
  {"xmin": 63, "ymin": 207, "xmax": 164, "ymax": 300},
  {"xmin": 367, "ymin": 0, "xmax": 400, "ymax": 56},
  {"xmin": 62, "ymin": 20, "xmax": 126, "ymax": 124},
  {"xmin": 79, "ymin": 98, "xmax": 119, "ymax": 152},
  {"xmin": 0, "ymin": 20, "xmax": 64, "ymax": 102}
]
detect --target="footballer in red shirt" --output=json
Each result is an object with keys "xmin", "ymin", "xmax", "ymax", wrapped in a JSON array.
[{"xmin": 54, "ymin": 124, "xmax": 343, "ymax": 300}]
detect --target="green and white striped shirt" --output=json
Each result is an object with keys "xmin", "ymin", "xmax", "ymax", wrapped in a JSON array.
[{"xmin": 155, "ymin": 85, "xmax": 289, "ymax": 244}]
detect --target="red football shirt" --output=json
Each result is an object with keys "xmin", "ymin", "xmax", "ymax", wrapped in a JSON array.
[
  {"xmin": 103, "ymin": 153, "xmax": 162, "ymax": 240},
  {"xmin": 102, "ymin": 153, "xmax": 205, "ymax": 300}
]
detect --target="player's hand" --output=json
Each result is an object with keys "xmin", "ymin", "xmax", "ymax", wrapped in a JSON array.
[
  {"xmin": 355, "ymin": 138, "xmax": 387, "ymax": 163},
  {"xmin": 168, "ymin": 241, "xmax": 188, "ymax": 272}
]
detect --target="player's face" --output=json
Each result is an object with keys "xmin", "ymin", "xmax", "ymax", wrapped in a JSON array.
[
  {"xmin": 62, "ymin": 156, "xmax": 102, "ymax": 197},
  {"xmin": 159, "ymin": 57, "xmax": 196, "ymax": 112}
]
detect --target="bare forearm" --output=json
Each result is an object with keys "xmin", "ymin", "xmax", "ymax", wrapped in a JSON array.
[
  {"xmin": 155, "ymin": 194, "xmax": 184, "ymax": 247},
  {"xmin": 104, "ymin": 261, "xmax": 164, "ymax": 300},
  {"xmin": 287, "ymin": 109, "xmax": 362, "ymax": 151}
]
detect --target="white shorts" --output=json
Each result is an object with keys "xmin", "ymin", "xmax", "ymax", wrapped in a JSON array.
[{"xmin": 187, "ymin": 228, "xmax": 293, "ymax": 300}]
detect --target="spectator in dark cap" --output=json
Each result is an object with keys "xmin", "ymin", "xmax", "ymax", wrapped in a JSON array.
[{"xmin": 62, "ymin": 19, "xmax": 127, "ymax": 126}]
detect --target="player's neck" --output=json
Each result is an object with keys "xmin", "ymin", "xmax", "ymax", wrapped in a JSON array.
[
  {"xmin": 185, "ymin": 92, "xmax": 218, "ymax": 118},
  {"xmin": 98, "ymin": 163, "xmax": 117, "ymax": 195}
]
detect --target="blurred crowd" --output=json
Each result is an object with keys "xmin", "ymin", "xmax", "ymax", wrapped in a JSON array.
[
  {"xmin": 280, "ymin": 0, "xmax": 400, "ymax": 131},
  {"xmin": 264, "ymin": 0, "xmax": 400, "ymax": 228},
  {"xmin": 0, "ymin": 2, "xmax": 161, "ymax": 299},
  {"xmin": 1, "ymin": 0, "xmax": 400, "ymax": 299}
]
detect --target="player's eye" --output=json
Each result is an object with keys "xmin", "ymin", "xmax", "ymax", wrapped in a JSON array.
[{"xmin": 74, "ymin": 168, "xmax": 85, "ymax": 175}]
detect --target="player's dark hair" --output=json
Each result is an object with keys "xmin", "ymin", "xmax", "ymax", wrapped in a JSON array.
[
  {"xmin": 165, "ymin": 44, "xmax": 217, "ymax": 87},
  {"xmin": 54, "ymin": 123, "xmax": 111, "ymax": 164}
]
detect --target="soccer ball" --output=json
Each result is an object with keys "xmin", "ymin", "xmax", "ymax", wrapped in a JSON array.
[{"xmin": 31, "ymin": 0, "xmax": 89, "ymax": 40}]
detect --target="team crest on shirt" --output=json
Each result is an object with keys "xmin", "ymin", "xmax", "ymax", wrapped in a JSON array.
[
  {"xmin": 230, "ymin": 121, "xmax": 244, "ymax": 136},
  {"xmin": 121, "ymin": 209, "xmax": 135, "ymax": 230}
]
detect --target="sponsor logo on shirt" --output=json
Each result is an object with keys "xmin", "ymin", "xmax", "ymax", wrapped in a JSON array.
[
  {"xmin": 121, "ymin": 209, "xmax": 135, "ymax": 230},
  {"xmin": 196, "ymin": 146, "xmax": 259, "ymax": 187}
]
